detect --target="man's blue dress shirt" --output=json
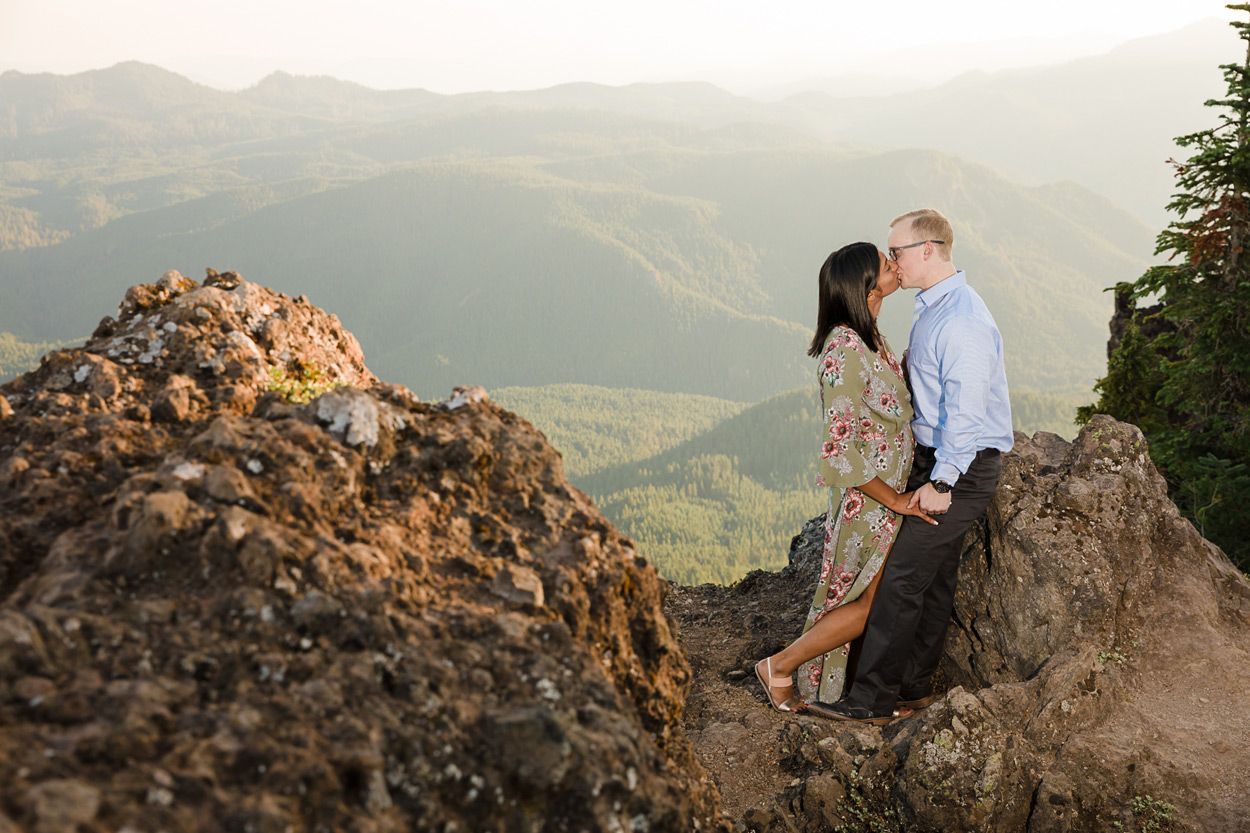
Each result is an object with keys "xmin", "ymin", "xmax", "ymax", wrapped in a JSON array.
[{"xmin": 906, "ymin": 271, "xmax": 1013, "ymax": 484}]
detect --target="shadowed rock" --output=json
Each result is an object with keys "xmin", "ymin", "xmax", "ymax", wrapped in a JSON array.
[{"xmin": 672, "ymin": 420, "xmax": 1250, "ymax": 833}]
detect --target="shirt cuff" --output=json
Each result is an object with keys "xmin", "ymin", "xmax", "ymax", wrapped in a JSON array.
[{"xmin": 931, "ymin": 463, "xmax": 961, "ymax": 485}]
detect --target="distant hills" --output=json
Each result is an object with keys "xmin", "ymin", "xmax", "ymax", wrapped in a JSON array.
[
  {"xmin": 0, "ymin": 33, "xmax": 1219, "ymax": 584},
  {"xmin": 1, "ymin": 18, "xmax": 1235, "ymax": 225},
  {"xmin": 0, "ymin": 59, "xmax": 1156, "ymax": 401},
  {"xmin": 787, "ymin": 18, "xmax": 1239, "ymax": 230},
  {"xmin": 0, "ymin": 143, "xmax": 1148, "ymax": 402},
  {"xmin": 0, "ymin": 62, "xmax": 315, "ymax": 155}
]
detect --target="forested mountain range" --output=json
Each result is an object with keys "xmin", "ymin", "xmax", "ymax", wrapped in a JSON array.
[
  {"xmin": 2, "ymin": 19, "xmax": 1227, "ymax": 229},
  {"xmin": 0, "ymin": 62, "xmax": 1153, "ymax": 402},
  {"xmin": 1, "ymin": 26, "xmax": 1216, "ymax": 582},
  {"xmin": 233, "ymin": 18, "xmax": 1231, "ymax": 228}
]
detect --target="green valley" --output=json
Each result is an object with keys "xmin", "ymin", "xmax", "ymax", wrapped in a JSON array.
[
  {"xmin": 499, "ymin": 383, "xmax": 1086, "ymax": 585},
  {"xmin": 491, "ymin": 384, "xmax": 744, "ymax": 479},
  {"xmin": 0, "ymin": 332, "xmax": 81, "ymax": 381}
]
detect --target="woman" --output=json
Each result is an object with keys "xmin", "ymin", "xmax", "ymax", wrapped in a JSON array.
[{"xmin": 755, "ymin": 241, "xmax": 935, "ymax": 718}]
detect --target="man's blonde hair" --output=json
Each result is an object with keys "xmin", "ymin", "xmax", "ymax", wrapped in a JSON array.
[{"xmin": 891, "ymin": 209, "xmax": 954, "ymax": 261}]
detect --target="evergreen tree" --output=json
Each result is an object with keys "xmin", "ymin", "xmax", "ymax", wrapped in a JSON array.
[{"xmin": 1080, "ymin": 6, "xmax": 1250, "ymax": 568}]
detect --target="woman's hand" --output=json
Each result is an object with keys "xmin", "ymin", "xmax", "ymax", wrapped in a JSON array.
[
  {"xmin": 855, "ymin": 477, "xmax": 939, "ymax": 526},
  {"xmin": 893, "ymin": 490, "xmax": 938, "ymax": 525}
]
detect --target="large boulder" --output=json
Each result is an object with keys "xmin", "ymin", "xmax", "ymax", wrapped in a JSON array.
[
  {"xmin": 672, "ymin": 419, "xmax": 1250, "ymax": 833},
  {"xmin": 0, "ymin": 272, "xmax": 732, "ymax": 832}
]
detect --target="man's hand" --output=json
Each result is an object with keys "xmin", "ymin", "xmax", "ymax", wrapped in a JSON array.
[{"xmin": 908, "ymin": 481, "xmax": 952, "ymax": 515}]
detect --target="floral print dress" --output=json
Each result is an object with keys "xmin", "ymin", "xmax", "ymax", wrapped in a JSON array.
[{"xmin": 797, "ymin": 325, "xmax": 915, "ymax": 705}]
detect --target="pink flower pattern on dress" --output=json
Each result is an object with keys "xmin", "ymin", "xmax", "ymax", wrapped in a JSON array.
[
  {"xmin": 821, "ymin": 353, "xmax": 845, "ymax": 385},
  {"xmin": 841, "ymin": 488, "xmax": 865, "ymax": 522},
  {"xmin": 828, "ymin": 408, "xmax": 854, "ymax": 444},
  {"xmin": 799, "ymin": 325, "xmax": 915, "ymax": 707}
]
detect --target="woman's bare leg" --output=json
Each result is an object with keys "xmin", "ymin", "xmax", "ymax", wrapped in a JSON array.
[{"xmin": 768, "ymin": 565, "xmax": 884, "ymax": 681}]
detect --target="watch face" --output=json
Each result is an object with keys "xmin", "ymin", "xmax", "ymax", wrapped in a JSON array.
[{"xmin": 931, "ymin": 479, "xmax": 952, "ymax": 494}]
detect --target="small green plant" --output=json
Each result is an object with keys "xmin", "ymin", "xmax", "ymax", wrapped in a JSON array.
[
  {"xmin": 266, "ymin": 361, "xmax": 344, "ymax": 405},
  {"xmin": 1098, "ymin": 648, "xmax": 1129, "ymax": 666},
  {"xmin": 833, "ymin": 769, "xmax": 900, "ymax": 833},
  {"xmin": 1130, "ymin": 794, "xmax": 1175, "ymax": 833}
]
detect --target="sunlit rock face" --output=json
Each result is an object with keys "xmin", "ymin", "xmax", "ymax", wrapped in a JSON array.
[{"xmin": 0, "ymin": 271, "xmax": 733, "ymax": 833}]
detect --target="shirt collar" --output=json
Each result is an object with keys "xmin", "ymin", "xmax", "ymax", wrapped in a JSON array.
[{"xmin": 915, "ymin": 270, "xmax": 966, "ymax": 310}]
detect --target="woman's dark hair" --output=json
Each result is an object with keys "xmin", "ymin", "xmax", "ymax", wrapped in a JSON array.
[{"xmin": 807, "ymin": 241, "xmax": 884, "ymax": 357}]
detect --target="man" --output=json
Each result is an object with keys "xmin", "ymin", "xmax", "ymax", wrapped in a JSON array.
[{"xmin": 827, "ymin": 208, "xmax": 1013, "ymax": 724}]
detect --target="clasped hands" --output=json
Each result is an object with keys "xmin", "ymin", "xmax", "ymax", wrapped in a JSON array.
[
  {"xmin": 894, "ymin": 483, "xmax": 943, "ymax": 526},
  {"xmin": 856, "ymin": 476, "xmax": 943, "ymax": 526}
]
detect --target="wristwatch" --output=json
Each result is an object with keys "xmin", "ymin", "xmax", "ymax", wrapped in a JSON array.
[{"xmin": 930, "ymin": 479, "xmax": 953, "ymax": 494}]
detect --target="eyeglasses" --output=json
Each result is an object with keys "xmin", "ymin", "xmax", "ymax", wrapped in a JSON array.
[{"xmin": 888, "ymin": 240, "xmax": 944, "ymax": 261}]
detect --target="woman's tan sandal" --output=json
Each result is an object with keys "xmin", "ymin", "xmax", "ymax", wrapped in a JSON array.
[
  {"xmin": 810, "ymin": 698, "xmax": 914, "ymax": 725},
  {"xmin": 897, "ymin": 692, "xmax": 939, "ymax": 710},
  {"xmin": 755, "ymin": 658, "xmax": 806, "ymax": 712}
]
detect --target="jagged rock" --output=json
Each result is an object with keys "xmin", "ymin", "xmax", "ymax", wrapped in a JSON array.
[
  {"xmin": 445, "ymin": 384, "xmax": 489, "ymax": 410},
  {"xmin": 674, "ymin": 418, "xmax": 1250, "ymax": 833},
  {"xmin": 151, "ymin": 373, "xmax": 204, "ymax": 422},
  {"xmin": 0, "ymin": 273, "xmax": 732, "ymax": 833},
  {"xmin": 313, "ymin": 386, "xmax": 406, "ymax": 450},
  {"xmin": 25, "ymin": 779, "xmax": 101, "ymax": 833},
  {"xmin": 492, "ymin": 564, "xmax": 546, "ymax": 606}
]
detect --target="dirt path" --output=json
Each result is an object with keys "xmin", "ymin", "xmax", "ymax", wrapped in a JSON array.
[
  {"xmin": 1112, "ymin": 633, "xmax": 1250, "ymax": 831},
  {"xmin": 668, "ymin": 578, "xmax": 826, "ymax": 824}
]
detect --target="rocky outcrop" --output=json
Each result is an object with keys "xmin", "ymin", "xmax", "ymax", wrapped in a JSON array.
[
  {"xmin": 5, "ymin": 268, "xmax": 1247, "ymax": 833},
  {"xmin": 0, "ymin": 272, "xmax": 732, "ymax": 832},
  {"xmin": 672, "ymin": 420, "xmax": 1250, "ymax": 833}
]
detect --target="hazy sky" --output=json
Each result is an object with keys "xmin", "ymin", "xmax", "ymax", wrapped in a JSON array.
[{"xmin": 0, "ymin": 0, "xmax": 1239, "ymax": 93}]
